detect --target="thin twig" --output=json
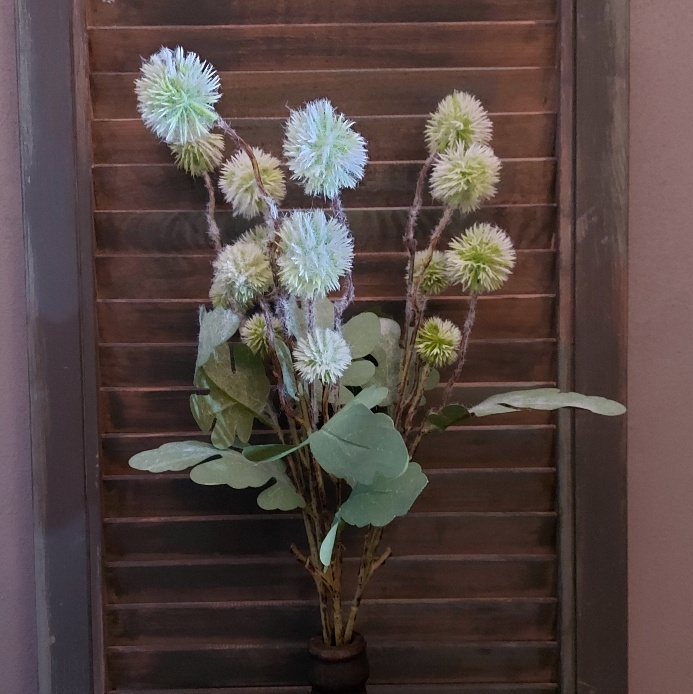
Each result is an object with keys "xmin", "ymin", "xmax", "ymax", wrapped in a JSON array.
[
  {"xmin": 202, "ymin": 172, "xmax": 222, "ymax": 251},
  {"xmin": 441, "ymin": 293, "xmax": 478, "ymax": 407}
]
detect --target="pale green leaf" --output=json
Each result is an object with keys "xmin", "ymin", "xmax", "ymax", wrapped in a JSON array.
[
  {"xmin": 424, "ymin": 368, "xmax": 440, "ymax": 391},
  {"xmin": 342, "ymin": 312, "xmax": 382, "ymax": 359},
  {"xmin": 275, "ymin": 338, "xmax": 298, "ymax": 400},
  {"xmin": 196, "ymin": 306, "xmax": 240, "ymax": 369},
  {"xmin": 471, "ymin": 388, "xmax": 626, "ymax": 417},
  {"xmin": 190, "ymin": 394, "xmax": 214, "ymax": 433},
  {"xmin": 343, "ymin": 385, "xmax": 388, "ymax": 411},
  {"xmin": 427, "ymin": 404, "xmax": 471, "ymax": 430},
  {"xmin": 309, "ymin": 404, "xmax": 409, "ymax": 484},
  {"xmin": 368, "ymin": 318, "xmax": 402, "ymax": 406},
  {"xmin": 129, "ymin": 441, "xmax": 218, "ymax": 473},
  {"xmin": 315, "ymin": 297, "xmax": 336, "ymax": 330},
  {"xmin": 340, "ymin": 462, "xmax": 429, "ymax": 528},
  {"xmin": 189, "ymin": 451, "xmax": 285, "ymax": 488},
  {"xmin": 257, "ymin": 478, "xmax": 305, "ymax": 511},
  {"xmin": 319, "ymin": 512, "xmax": 342, "ymax": 569},
  {"xmin": 341, "ymin": 359, "xmax": 376, "ymax": 387},
  {"xmin": 243, "ymin": 441, "xmax": 309, "ymax": 463}
]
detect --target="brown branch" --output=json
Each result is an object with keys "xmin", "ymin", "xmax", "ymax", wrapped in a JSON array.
[{"xmin": 202, "ymin": 172, "xmax": 222, "ymax": 251}]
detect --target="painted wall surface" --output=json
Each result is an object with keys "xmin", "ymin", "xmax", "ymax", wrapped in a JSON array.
[
  {"xmin": 629, "ymin": 1, "xmax": 693, "ymax": 692},
  {"xmin": 0, "ymin": 1, "xmax": 691, "ymax": 692},
  {"xmin": 0, "ymin": 1, "xmax": 38, "ymax": 693}
]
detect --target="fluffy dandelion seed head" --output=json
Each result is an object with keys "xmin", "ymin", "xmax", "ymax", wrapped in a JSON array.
[
  {"xmin": 210, "ymin": 240, "xmax": 273, "ymax": 309},
  {"xmin": 240, "ymin": 313, "xmax": 283, "ymax": 357},
  {"xmin": 219, "ymin": 148, "xmax": 286, "ymax": 220},
  {"xmin": 446, "ymin": 223, "xmax": 516, "ymax": 293},
  {"xmin": 415, "ymin": 317, "xmax": 462, "ymax": 368},
  {"xmin": 135, "ymin": 46, "xmax": 221, "ymax": 145},
  {"xmin": 169, "ymin": 132, "xmax": 225, "ymax": 177},
  {"xmin": 429, "ymin": 142, "xmax": 501, "ymax": 212},
  {"xmin": 293, "ymin": 328, "xmax": 352, "ymax": 384},
  {"xmin": 283, "ymin": 99, "xmax": 368, "ymax": 199},
  {"xmin": 277, "ymin": 210, "xmax": 354, "ymax": 300},
  {"xmin": 412, "ymin": 250, "xmax": 450, "ymax": 296},
  {"xmin": 425, "ymin": 91, "xmax": 493, "ymax": 154}
]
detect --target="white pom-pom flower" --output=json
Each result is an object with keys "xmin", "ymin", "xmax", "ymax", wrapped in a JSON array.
[
  {"xmin": 283, "ymin": 99, "xmax": 368, "ymax": 199},
  {"xmin": 412, "ymin": 250, "xmax": 450, "ymax": 296},
  {"xmin": 170, "ymin": 132, "xmax": 224, "ymax": 177},
  {"xmin": 293, "ymin": 328, "xmax": 352, "ymax": 384},
  {"xmin": 277, "ymin": 210, "xmax": 354, "ymax": 299},
  {"xmin": 430, "ymin": 142, "xmax": 501, "ymax": 212},
  {"xmin": 425, "ymin": 91, "xmax": 493, "ymax": 154},
  {"xmin": 219, "ymin": 147, "xmax": 286, "ymax": 219},
  {"xmin": 135, "ymin": 46, "xmax": 221, "ymax": 145},
  {"xmin": 210, "ymin": 240, "xmax": 273, "ymax": 308},
  {"xmin": 415, "ymin": 317, "xmax": 462, "ymax": 368},
  {"xmin": 240, "ymin": 313, "xmax": 283, "ymax": 357},
  {"xmin": 446, "ymin": 223, "xmax": 516, "ymax": 293}
]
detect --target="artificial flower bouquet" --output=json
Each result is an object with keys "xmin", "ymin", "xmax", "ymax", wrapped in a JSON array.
[{"xmin": 129, "ymin": 47, "xmax": 625, "ymax": 652}]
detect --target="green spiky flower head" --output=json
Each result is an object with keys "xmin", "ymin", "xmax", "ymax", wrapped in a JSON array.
[
  {"xmin": 446, "ymin": 223, "xmax": 516, "ymax": 293},
  {"xmin": 415, "ymin": 317, "xmax": 462, "ymax": 368},
  {"xmin": 219, "ymin": 147, "xmax": 286, "ymax": 220},
  {"xmin": 412, "ymin": 250, "xmax": 450, "ymax": 296},
  {"xmin": 425, "ymin": 91, "xmax": 493, "ymax": 154},
  {"xmin": 283, "ymin": 99, "xmax": 368, "ymax": 199},
  {"xmin": 135, "ymin": 46, "xmax": 221, "ymax": 145},
  {"xmin": 170, "ymin": 132, "xmax": 225, "ymax": 177},
  {"xmin": 240, "ymin": 313, "xmax": 283, "ymax": 357},
  {"xmin": 429, "ymin": 143, "xmax": 501, "ymax": 212},
  {"xmin": 277, "ymin": 210, "xmax": 354, "ymax": 300},
  {"xmin": 210, "ymin": 240, "xmax": 273, "ymax": 309},
  {"xmin": 293, "ymin": 328, "xmax": 352, "ymax": 384}
]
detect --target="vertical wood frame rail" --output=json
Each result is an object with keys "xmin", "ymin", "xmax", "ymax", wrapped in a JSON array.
[{"xmin": 15, "ymin": 0, "xmax": 628, "ymax": 692}]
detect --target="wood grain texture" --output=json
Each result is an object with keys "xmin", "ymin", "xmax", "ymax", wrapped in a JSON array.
[
  {"xmin": 90, "ymin": 23, "xmax": 556, "ymax": 72},
  {"xmin": 91, "ymin": 68, "xmax": 558, "ymax": 119},
  {"xmin": 89, "ymin": 0, "xmax": 557, "ymax": 26},
  {"xmin": 94, "ymin": 206, "xmax": 557, "ymax": 254},
  {"xmin": 92, "ymin": 113, "xmax": 556, "ymax": 165},
  {"xmin": 110, "ymin": 687, "xmax": 558, "ymax": 694}
]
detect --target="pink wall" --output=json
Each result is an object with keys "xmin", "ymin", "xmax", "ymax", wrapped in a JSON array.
[
  {"xmin": 0, "ymin": 1, "xmax": 38, "ymax": 693},
  {"xmin": 629, "ymin": 0, "xmax": 693, "ymax": 691},
  {"xmin": 0, "ymin": 1, "xmax": 691, "ymax": 692}
]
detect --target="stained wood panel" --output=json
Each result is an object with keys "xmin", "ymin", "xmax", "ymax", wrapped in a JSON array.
[{"xmin": 88, "ymin": 0, "xmax": 562, "ymax": 691}]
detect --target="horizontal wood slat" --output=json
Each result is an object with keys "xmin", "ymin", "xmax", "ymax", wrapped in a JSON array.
[
  {"xmin": 97, "ymin": 296, "xmax": 555, "ymax": 343},
  {"xmin": 99, "ymin": 339, "xmax": 556, "ymax": 387},
  {"xmin": 89, "ymin": 0, "xmax": 557, "ymax": 27},
  {"xmin": 92, "ymin": 159, "xmax": 556, "ymax": 211},
  {"xmin": 110, "ymin": 687, "xmax": 558, "ymax": 694},
  {"xmin": 95, "ymin": 251, "xmax": 554, "ymax": 300},
  {"xmin": 106, "ymin": 555, "xmax": 557, "ymax": 602},
  {"xmin": 104, "ymin": 513, "xmax": 556, "ymax": 558},
  {"xmin": 94, "ymin": 206, "xmax": 557, "ymax": 254},
  {"xmin": 90, "ymin": 24, "xmax": 556, "ymax": 73},
  {"xmin": 106, "ymin": 598, "xmax": 557, "ymax": 644},
  {"xmin": 101, "ymin": 426, "xmax": 555, "ymax": 475},
  {"xmin": 103, "ymin": 470, "xmax": 556, "ymax": 517},
  {"xmin": 91, "ymin": 69, "xmax": 558, "ymax": 120},
  {"xmin": 93, "ymin": 113, "xmax": 556, "ymax": 164}
]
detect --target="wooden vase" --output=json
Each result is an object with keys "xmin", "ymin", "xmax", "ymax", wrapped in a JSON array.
[{"xmin": 307, "ymin": 633, "xmax": 370, "ymax": 694}]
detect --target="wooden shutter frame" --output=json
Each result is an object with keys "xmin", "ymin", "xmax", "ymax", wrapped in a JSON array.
[{"xmin": 15, "ymin": 0, "xmax": 628, "ymax": 692}]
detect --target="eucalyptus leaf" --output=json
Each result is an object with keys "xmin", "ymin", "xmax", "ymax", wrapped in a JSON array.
[
  {"xmin": 342, "ymin": 312, "xmax": 382, "ymax": 359},
  {"xmin": 427, "ymin": 404, "xmax": 471, "ymax": 430},
  {"xmin": 424, "ymin": 368, "xmax": 440, "ymax": 391},
  {"xmin": 343, "ymin": 385, "xmax": 388, "ymax": 411},
  {"xmin": 190, "ymin": 393, "xmax": 214, "ymax": 433},
  {"xmin": 274, "ymin": 338, "xmax": 298, "ymax": 400},
  {"xmin": 309, "ymin": 403, "xmax": 409, "ymax": 484},
  {"xmin": 257, "ymin": 478, "xmax": 305, "ymax": 511},
  {"xmin": 341, "ymin": 359, "xmax": 376, "ymax": 387},
  {"xmin": 340, "ymin": 462, "xmax": 429, "ymax": 528},
  {"xmin": 129, "ymin": 441, "xmax": 219, "ymax": 473},
  {"xmin": 189, "ymin": 451, "xmax": 284, "ymax": 489},
  {"xmin": 470, "ymin": 388, "xmax": 626, "ymax": 417},
  {"xmin": 367, "ymin": 318, "xmax": 402, "ymax": 406},
  {"xmin": 319, "ymin": 512, "xmax": 342, "ymax": 570},
  {"xmin": 315, "ymin": 297, "xmax": 336, "ymax": 329},
  {"xmin": 243, "ymin": 441, "xmax": 309, "ymax": 463},
  {"xmin": 196, "ymin": 306, "xmax": 240, "ymax": 369}
]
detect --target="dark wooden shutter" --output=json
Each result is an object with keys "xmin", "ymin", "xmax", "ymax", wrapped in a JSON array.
[{"xmin": 88, "ymin": 1, "xmax": 561, "ymax": 691}]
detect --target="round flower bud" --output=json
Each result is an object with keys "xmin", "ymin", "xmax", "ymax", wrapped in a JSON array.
[
  {"xmin": 283, "ymin": 99, "xmax": 368, "ymax": 199},
  {"xmin": 219, "ymin": 147, "xmax": 286, "ymax": 220},
  {"xmin": 293, "ymin": 328, "xmax": 352, "ymax": 385},
  {"xmin": 240, "ymin": 313, "xmax": 283, "ymax": 357},
  {"xmin": 135, "ymin": 46, "xmax": 221, "ymax": 145},
  {"xmin": 446, "ymin": 223, "xmax": 516, "ymax": 293},
  {"xmin": 412, "ymin": 250, "xmax": 450, "ymax": 296},
  {"xmin": 415, "ymin": 317, "xmax": 462, "ymax": 368},
  {"xmin": 210, "ymin": 240, "xmax": 273, "ymax": 309},
  {"xmin": 425, "ymin": 91, "xmax": 493, "ymax": 155},
  {"xmin": 429, "ymin": 142, "xmax": 501, "ymax": 212},
  {"xmin": 170, "ymin": 132, "xmax": 225, "ymax": 177},
  {"xmin": 277, "ymin": 210, "xmax": 354, "ymax": 300}
]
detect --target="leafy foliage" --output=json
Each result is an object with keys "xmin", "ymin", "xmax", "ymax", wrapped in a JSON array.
[{"xmin": 129, "ymin": 441, "xmax": 220, "ymax": 473}]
